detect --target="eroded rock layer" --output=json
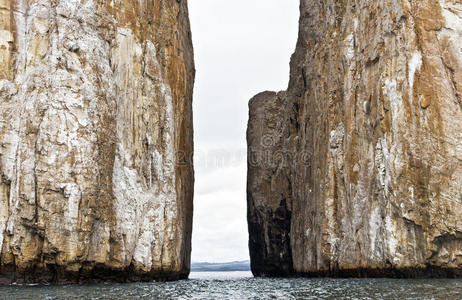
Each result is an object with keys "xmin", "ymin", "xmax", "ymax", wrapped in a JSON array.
[
  {"xmin": 0, "ymin": 0, "xmax": 194, "ymax": 284},
  {"xmin": 248, "ymin": 0, "xmax": 462, "ymax": 277}
]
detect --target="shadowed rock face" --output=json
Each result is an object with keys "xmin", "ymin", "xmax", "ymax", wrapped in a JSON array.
[
  {"xmin": 247, "ymin": 91, "xmax": 294, "ymax": 277},
  {"xmin": 248, "ymin": 0, "xmax": 462, "ymax": 278},
  {"xmin": 0, "ymin": 0, "xmax": 194, "ymax": 284}
]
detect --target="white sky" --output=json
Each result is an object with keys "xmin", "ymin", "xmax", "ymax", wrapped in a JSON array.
[{"xmin": 189, "ymin": 0, "xmax": 299, "ymax": 263}]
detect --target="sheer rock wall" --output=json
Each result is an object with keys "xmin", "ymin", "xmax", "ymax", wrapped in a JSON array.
[
  {"xmin": 248, "ymin": 0, "xmax": 462, "ymax": 277},
  {"xmin": 0, "ymin": 0, "xmax": 194, "ymax": 284}
]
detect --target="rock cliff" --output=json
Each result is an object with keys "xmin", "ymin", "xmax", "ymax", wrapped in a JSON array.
[
  {"xmin": 0, "ymin": 0, "xmax": 194, "ymax": 284},
  {"xmin": 248, "ymin": 0, "xmax": 462, "ymax": 277}
]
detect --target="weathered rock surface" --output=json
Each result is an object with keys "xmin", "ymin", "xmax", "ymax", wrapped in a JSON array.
[
  {"xmin": 248, "ymin": 0, "xmax": 462, "ymax": 277},
  {"xmin": 0, "ymin": 0, "xmax": 194, "ymax": 284}
]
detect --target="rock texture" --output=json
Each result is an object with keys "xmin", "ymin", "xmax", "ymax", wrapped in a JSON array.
[
  {"xmin": 0, "ymin": 0, "xmax": 194, "ymax": 284},
  {"xmin": 248, "ymin": 0, "xmax": 462, "ymax": 278}
]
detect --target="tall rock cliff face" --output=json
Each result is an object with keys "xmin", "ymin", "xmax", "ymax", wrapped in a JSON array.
[
  {"xmin": 248, "ymin": 0, "xmax": 462, "ymax": 277},
  {"xmin": 0, "ymin": 0, "xmax": 194, "ymax": 284}
]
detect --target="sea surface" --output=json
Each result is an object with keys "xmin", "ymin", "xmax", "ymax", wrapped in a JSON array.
[{"xmin": 1, "ymin": 271, "xmax": 462, "ymax": 299}]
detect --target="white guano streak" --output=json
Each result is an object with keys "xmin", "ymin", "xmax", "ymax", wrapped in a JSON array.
[{"xmin": 408, "ymin": 51, "xmax": 422, "ymax": 121}]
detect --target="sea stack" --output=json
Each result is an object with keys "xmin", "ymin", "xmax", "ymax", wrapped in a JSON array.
[
  {"xmin": 248, "ymin": 0, "xmax": 462, "ymax": 277},
  {"xmin": 0, "ymin": 0, "xmax": 194, "ymax": 283}
]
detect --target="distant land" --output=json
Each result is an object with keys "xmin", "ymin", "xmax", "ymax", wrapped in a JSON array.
[{"xmin": 191, "ymin": 260, "xmax": 251, "ymax": 272}]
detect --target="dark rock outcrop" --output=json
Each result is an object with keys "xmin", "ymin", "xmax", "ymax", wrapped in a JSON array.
[{"xmin": 247, "ymin": 92, "xmax": 294, "ymax": 276}]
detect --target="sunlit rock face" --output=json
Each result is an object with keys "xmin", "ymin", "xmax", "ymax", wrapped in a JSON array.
[
  {"xmin": 248, "ymin": 0, "xmax": 462, "ymax": 277},
  {"xmin": 0, "ymin": 0, "xmax": 194, "ymax": 284}
]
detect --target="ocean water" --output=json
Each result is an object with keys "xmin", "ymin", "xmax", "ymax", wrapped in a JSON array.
[{"xmin": 1, "ymin": 271, "xmax": 462, "ymax": 299}]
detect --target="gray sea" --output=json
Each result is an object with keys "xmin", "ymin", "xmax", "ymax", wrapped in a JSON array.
[{"xmin": 1, "ymin": 271, "xmax": 462, "ymax": 299}]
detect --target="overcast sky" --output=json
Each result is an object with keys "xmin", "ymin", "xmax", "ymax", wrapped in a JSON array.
[{"xmin": 189, "ymin": 0, "xmax": 299, "ymax": 263}]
